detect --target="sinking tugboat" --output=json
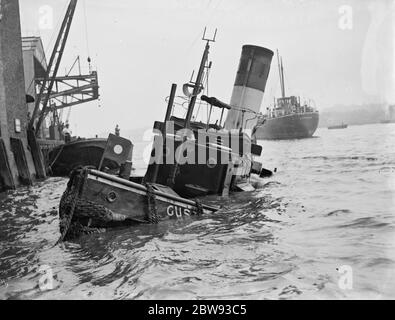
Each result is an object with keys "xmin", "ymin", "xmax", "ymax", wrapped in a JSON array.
[
  {"xmin": 57, "ymin": 32, "xmax": 274, "ymax": 242},
  {"xmin": 59, "ymin": 166, "xmax": 219, "ymax": 241}
]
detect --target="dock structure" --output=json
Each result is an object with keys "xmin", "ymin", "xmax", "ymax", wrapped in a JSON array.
[
  {"xmin": 0, "ymin": 0, "xmax": 37, "ymax": 191},
  {"xmin": 22, "ymin": 37, "xmax": 49, "ymax": 139},
  {"xmin": 22, "ymin": 36, "xmax": 65, "ymax": 167},
  {"xmin": 0, "ymin": 0, "xmax": 101, "ymax": 192}
]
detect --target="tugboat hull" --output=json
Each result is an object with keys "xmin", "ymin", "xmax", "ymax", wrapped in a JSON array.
[
  {"xmin": 255, "ymin": 112, "xmax": 319, "ymax": 140},
  {"xmin": 83, "ymin": 170, "xmax": 217, "ymax": 220},
  {"xmin": 58, "ymin": 168, "xmax": 219, "ymax": 241}
]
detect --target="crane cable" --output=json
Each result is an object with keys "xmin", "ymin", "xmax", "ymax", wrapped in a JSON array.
[
  {"xmin": 62, "ymin": 0, "xmax": 91, "ymax": 127},
  {"xmin": 82, "ymin": 0, "xmax": 91, "ymax": 70}
]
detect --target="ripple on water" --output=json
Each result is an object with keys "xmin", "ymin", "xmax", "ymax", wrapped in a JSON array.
[{"xmin": 1, "ymin": 124, "xmax": 395, "ymax": 299}]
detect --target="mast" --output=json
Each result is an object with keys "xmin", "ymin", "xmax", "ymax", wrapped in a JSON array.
[
  {"xmin": 281, "ymin": 57, "xmax": 286, "ymax": 98},
  {"xmin": 184, "ymin": 28, "xmax": 216, "ymax": 128},
  {"xmin": 277, "ymin": 49, "xmax": 285, "ymax": 98}
]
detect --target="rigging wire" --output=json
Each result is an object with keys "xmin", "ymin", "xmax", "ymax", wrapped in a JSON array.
[
  {"xmin": 67, "ymin": 1, "xmax": 93, "ymax": 123},
  {"xmin": 205, "ymin": 64, "xmax": 211, "ymax": 123},
  {"xmin": 205, "ymin": 0, "xmax": 224, "ymax": 28},
  {"xmin": 62, "ymin": 0, "xmax": 92, "ymax": 125},
  {"xmin": 282, "ymin": 59, "xmax": 292, "ymax": 96},
  {"xmin": 183, "ymin": 0, "xmax": 223, "ymax": 70}
]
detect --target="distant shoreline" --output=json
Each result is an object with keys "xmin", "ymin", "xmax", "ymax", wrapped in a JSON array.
[{"xmin": 317, "ymin": 103, "xmax": 390, "ymax": 128}]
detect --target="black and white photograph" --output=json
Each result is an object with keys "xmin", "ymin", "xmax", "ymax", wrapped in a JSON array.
[{"xmin": 0, "ymin": 0, "xmax": 394, "ymax": 303}]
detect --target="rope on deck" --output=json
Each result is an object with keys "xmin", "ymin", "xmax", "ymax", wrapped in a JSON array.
[{"xmin": 145, "ymin": 183, "xmax": 159, "ymax": 224}]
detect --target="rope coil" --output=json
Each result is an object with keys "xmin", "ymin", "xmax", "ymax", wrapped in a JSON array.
[
  {"xmin": 57, "ymin": 168, "xmax": 107, "ymax": 243},
  {"xmin": 56, "ymin": 169, "xmax": 86, "ymax": 244},
  {"xmin": 145, "ymin": 183, "xmax": 159, "ymax": 224}
]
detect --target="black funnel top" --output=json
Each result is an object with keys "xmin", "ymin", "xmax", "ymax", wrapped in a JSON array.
[{"xmin": 234, "ymin": 45, "xmax": 274, "ymax": 92}]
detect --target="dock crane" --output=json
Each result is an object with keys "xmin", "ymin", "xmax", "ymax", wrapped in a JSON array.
[
  {"xmin": 27, "ymin": 0, "xmax": 99, "ymax": 179},
  {"xmin": 29, "ymin": 0, "xmax": 99, "ymax": 137}
]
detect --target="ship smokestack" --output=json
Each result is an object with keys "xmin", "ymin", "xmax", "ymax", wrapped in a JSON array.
[{"xmin": 225, "ymin": 45, "xmax": 274, "ymax": 130}]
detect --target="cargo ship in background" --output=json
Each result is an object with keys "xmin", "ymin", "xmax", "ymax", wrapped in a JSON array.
[{"xmin": 253, "ymin": 50, "xmax": 319, "ymax": 140}]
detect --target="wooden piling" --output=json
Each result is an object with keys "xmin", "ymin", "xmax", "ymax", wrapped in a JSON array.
[{"xmin": 0, "ymin": 139, "xmax": 16, "ymax": 191}]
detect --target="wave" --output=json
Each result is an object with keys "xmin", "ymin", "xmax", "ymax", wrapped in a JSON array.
[
  {"xmin": 301, "ymin": 155, "xmax": 379, "ymax": 161},
  {"xmin": 337, "ymin": 217, "xmax": 392, "ymax": 229},
  {"xmin": 364, "ymin": 257, "xmax": 395, "ymax": 268},
  {"xmin": 325, "ymin": 209, "xmax": 352, "ymax": 217}
]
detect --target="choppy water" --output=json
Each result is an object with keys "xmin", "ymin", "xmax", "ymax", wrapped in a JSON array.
[{"xmin": 1, "ymin": 123, "xmax": 394, "ymax": 300}]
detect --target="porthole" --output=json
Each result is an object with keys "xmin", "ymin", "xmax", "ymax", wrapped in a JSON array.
[
  {"xmin": 106, "ymin": 191, "xmax": 118, "ymax": 203},
  {"xmin": 113, "ymin": 144, "xmax": 123, "ymax": 155}
]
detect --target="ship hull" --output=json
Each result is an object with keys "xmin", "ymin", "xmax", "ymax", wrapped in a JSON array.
[
  {"xmin": 328, "ymin": 124, "xmax": 348, "ymax": 130},
  {"xmin": 255, "ymin": 112, "xmax": 319, "ymax": 140},
  {"xmin": 48, "ymin": 139, "xmax": 120, "ymax": 176}
]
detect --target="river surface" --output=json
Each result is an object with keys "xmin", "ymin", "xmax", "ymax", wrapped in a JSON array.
[{"xmin": 1, "ymin": 123, "xmax": 394, "ymax": 300}]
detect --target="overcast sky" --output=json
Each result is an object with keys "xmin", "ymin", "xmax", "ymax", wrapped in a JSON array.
[{"xmin": 19, "ymin": 0, "xmax": 394, "ymax": 138}]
